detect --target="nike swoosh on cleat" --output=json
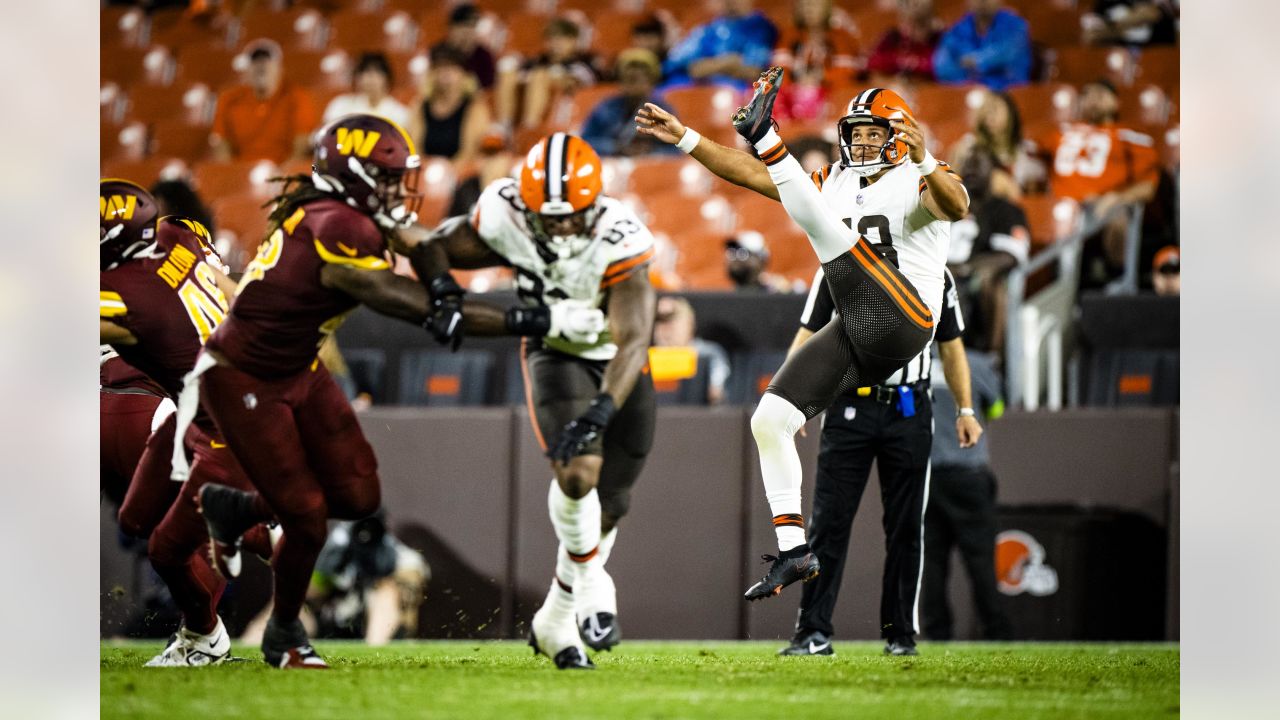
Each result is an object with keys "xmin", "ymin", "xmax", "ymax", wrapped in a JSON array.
[{"xmin": 809, "ymin": 641, "xmax": 830, "ymax": 654}]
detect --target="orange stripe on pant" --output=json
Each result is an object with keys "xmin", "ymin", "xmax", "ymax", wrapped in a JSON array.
[
  {"xmin": 851, "ymin": 240, "xmax": 932, "ymax": 320},
  {"xmin": 849, "ymin": 242, "xmax": 934, "ymax": 330},
  {"xmin": 519, "ymin": 338, "xmax": 548, "ymax": 451}
]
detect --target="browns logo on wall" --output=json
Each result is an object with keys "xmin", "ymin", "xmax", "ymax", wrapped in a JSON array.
[{"xmin": 995, "ymin": 530, "xmax": 1059, "ymax": 597}]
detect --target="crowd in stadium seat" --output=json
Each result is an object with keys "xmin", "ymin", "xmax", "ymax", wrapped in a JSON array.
[{"xmin": 101, "ymin": 0, "xmax": 1179, "ymax": 406}]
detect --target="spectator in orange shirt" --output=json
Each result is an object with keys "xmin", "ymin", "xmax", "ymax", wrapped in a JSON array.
[
  {"xmin": 210, "ymin": 40, "xmax": 318, "ymax": 164},
  {"xmin": 1038, "ymin": 79, "xmax": 1160, "ymax": 284},
  {"xmin": 770, "ymin": 0, "xmax": 861, "ymax": 121}
]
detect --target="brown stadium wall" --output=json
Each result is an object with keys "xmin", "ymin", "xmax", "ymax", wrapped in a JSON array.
[{"xmin": 101, "ymin": 407, "xmax": 1179, "ymax": 641}]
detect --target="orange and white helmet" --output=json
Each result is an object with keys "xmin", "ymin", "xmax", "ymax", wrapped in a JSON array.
[
  {"xmin": 836, "ymin": 88, "xmax": 912, "ymax": 177},
  {"xmin": 519, "ymin": 132, "xmax": 603, "ymax": 251}
]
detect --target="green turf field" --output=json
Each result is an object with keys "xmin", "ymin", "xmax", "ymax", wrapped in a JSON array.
[{"xmin": 101, "ymin": 640, "xmax": 1178, "ymax": 719}]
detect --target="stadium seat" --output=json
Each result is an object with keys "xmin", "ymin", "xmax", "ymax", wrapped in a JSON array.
[
  {"xmin": 1008, "ymin": 83, "xmax": 1078, "ymax": 131},
  {"xmin": 210, "ymin": 192, "xmax": 272, "ymax": 255},
  {"xmin": 101, "ymin": 5, "xmax": 148, "ymax": 48},
  {"xmin": 397, "ymin": 350, "xmax": 495, "ymax": 406},
  {"xmin": 103, "ymin": 47, "xmax": 167, "ymax": 88},
  {"xmin": 641, "ymin": 191, "xmax": 735, "ymax": 241},
  {"xmin": 627, "ymin": 156, "xmax": 713, "ymax": 198},
  {"xmin": 417, "ymin": 156, "xmax": 459, "ymax": 201},
  {"xmin": 1118, "ymin": 84, "xmax": 1173, "ymax": 132},
  {"xmin": 727, "ymin": 351, "xmax": 787, "ymax": 404},
  {"xmin": 149, "ymin": 7, "xmax": 232, "ymax": 51},
  {"xmin": 233, "ymin": 7, "xmax": 328, "ymax": 52},
  {"xmin": 552, "ymin": 83, "xmax": 621, "ymax": 132},
  {"xmin": 340, "ymin": 347, "xmax": 389, "ymax": 404},
  {"xmin": 287, "ymin": 49, "xmax": 354, "ymax": 91},
  {"xmin": 663, "ymin": 86, "xmax": 745, "ymax": 147},
  {"xmin": 101, "ymin": 83, "xmax": 126, "ymax": 124},
  {"xmin": 1086, "ymin": 349, "xmax": 1179, "ymax": 407},
  {"xmin": 904, "ymin": 84, "xmax": 985, "ymax": 150},
  {"xmin": 1025, "ymin": 4, "xmax": 1085, "ymax": 48},
  {"xmin": 668, "ymin": 230, "xmax": 731, "ymax": 287},
  {"xmin": 732, "ymin": 194, "xmax": 808, "ymax": 262},
  {"xmin": 849, "ymin": 7, "xmax": 898, "ymax": 49},
  {"xmin": 328, "ymin": 9, "xmax": 419, "ymax": 54},
  {"xmin": 588, "ymin": 12, "xmax": 645, "ymax": 62},
  {"xmin": 149, "ymin": 118, "xmax": 214, "ymax": 164},
  {"xmin": 173, "ymin": 42, "xmax": 243, "ymax": 90},
  {"xmin": 193, "ymin": 160, "xmax": 282, "ymax": 202},
  {"xmin": 497, "ymin": 12, "xmax": 552, "ymax": 59},
  {"xmin": 1021, "ymin": 195, "xmax": 1082, "ymax": 248},
  {"xmin": 101, "ymin": 157, "xmax": 192, "ymax": 188},
  {"xmin": 1050, "ymin": 46, "xmax": 1136, "ymax": 87},
  {"xmin": 125, "ymin": 83, "xmax": 216, "ymax": 126},
  {"xmin": 1134, "ymin": 46, "xmax": 1178, "ymax": 89}
]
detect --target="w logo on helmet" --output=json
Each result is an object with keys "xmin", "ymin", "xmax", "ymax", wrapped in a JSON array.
[
  {"xmin": 995, "ymin": 530, "xmax": 1059, "ymax": 597},
  {"xmin": 100, "ymin": 194, "xmax": 137, "ymax": 221},
  {"xmin": 335, "ymin": 127, "xmax": 381, "ymax": 158}
]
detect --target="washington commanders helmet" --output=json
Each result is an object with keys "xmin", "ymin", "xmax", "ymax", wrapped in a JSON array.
[
  {"xmin": 312, "ymin": 113, "xmax": 422, "ymax": 227},
  {"xmin": 100, "ymin": 179, "xmax": 159, "ymax": 271},
  {"xmin": 836, "ymin": 88, "xmax": 913, "ymax": 177},
  {"xmin": 518, "ymin": 132, "xmax": 604, "ymax": 253}
]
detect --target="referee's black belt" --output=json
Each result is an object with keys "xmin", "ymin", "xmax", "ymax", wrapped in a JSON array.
[{"xmin": 854, "ymin": 380, "xmax": 930, "ymax": 405}]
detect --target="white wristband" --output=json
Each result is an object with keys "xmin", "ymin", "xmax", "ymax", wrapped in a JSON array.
[
  {"xmin": 676, "ymin": 127, "xmax": 702, "ymax": 154},
  {"xmin": 957, "ymin": 407, "xmax": 976, "ymax": 418},
  {"xmin": 915, "ymin": 151, "xmax": 938, "ymax": 176}
]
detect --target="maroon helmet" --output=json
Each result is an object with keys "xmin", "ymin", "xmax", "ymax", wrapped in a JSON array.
[
  {"xmin": 100, "ymin": 178, "xmax": 159, "ymax": 270},
  {"xmin": 311, "ymin": 113, "xmax": 422, "ymax": 226}
]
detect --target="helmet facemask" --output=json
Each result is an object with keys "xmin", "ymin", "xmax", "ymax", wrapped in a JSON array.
[
  {"xmin": 837, "ymin": 115, "xmax": 902, "ymax": 177},
  {"xmin": 525, "ymin": 202, "xmax": 601, "ymax": 261}
]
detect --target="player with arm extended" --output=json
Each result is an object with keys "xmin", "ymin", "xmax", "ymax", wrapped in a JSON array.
[
  {"xmin": 637, "ymin": 68, "xmax": 968, "ymax": 600},
  {"xmin": 186, "ymin": 115, "xmax": 603, "ymax": 669},
  {"xmin": 100, "ymin": 179, "xmax": 268, "ymax": 667},
  {"xmin": 396, "ymin": 133, "xmax": 656, "ymax": 670}
]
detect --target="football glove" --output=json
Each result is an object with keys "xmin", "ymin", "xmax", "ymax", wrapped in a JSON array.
[
  {"xmin": 424, "ymin": 273, "xmax": 465, "ymax": 351},
  {"xmin": 547, "ymin": 393, "xmax": 617, "ymax": 464},
  {"xmin": 549, "ymin": 300, "xmax": 607, "ymax": 344}
]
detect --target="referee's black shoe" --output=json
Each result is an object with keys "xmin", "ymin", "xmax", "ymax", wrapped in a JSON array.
[
  {"xmin": 732, "ymin": 66, "xmax": 784, "ymax": 145},
  {"xmin": 778, "ymin": 630, "xmax": 835, "ymax": 656},
  {"xmin": 744, "ymin": 544, "xmax": 820, "ymax": 601},
  {"xmin": 884, "ymin": 635, "xmax": 918, "ymax": 656}
]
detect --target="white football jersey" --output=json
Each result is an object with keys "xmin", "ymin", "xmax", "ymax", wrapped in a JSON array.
[
  {"xmin": 471, "ymin": 177, "xmax": 655, "ymax": 361},
  {"xmin": 813, "ymin": 160, "xmax": 955, "ymax": 324}
]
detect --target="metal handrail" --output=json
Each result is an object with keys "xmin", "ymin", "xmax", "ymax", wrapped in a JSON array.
[{"xmin": 1004, "ymin": 202, "xmax": 1143, "ymax": 409}]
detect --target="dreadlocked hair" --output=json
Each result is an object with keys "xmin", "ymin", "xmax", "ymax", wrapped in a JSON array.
[{"xmin": 263, "ymin": 174, "xmax": 332, "ymax": 238}]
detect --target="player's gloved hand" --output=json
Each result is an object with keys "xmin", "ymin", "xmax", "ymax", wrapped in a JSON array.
[
  {"xmin": 547, "ymin": 393, "xmax": 616, "ymax": 464},
  {"xmin": 424, "ymin": 273, "xmax": 465, "ymax": 351},
  {"xmin": 549, "ymin": 300, "xmax": 607, "ymax": 344}
]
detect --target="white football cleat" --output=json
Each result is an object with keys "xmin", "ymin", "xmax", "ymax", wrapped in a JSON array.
[
  {"xmin": 144, "ymin": 617, "xmax": 232, "ymax": 667},
  {"xmin": 575, "ymin": 564, "xmax": 620, "ymax": 651},
  {"xmin": 529, "ymin": 604, "xmax": 594, "ymax": 670}
]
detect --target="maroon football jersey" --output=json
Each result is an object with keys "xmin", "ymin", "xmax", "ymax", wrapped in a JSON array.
[
  {"xmin": 100, "ymin": 350, "xmax": 166, "ymax": 395},
  {"xmin": 206, "ymin": 198, "xmax": 391, "ymax": 378},
  {"xmin": 100, "ymin": 217, "xmax": 231, "ymax": 398}
]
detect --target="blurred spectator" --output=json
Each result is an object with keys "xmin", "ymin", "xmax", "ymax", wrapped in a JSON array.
[
  {"xmin": 649, "ymin": 233, "xmax": 684, "ymax": 291},
  {"xmin": 653, "ymin": 296, "xmax": 731, "ymax": 405},
  {"xmin": 630, "ymin": 15, "xmax": 672, "ymax": 74},
  {"xmin": 866, "ymin": 0, "xmax": 945, "ymax": 84},
  {"xmin": 1034, "ymin": 80, "xmax": 1159, "ymax": 286},
  {"xmin": 1151, "ymin": 245, "xmax": 1179, "ymax": 296},
  {"xmin": 1082, "ymin": 0, "xmax": 1179, "ymax": 46},
  {"xmin": 446, "ymin": 126, "xmax": 517, "ymax": 217},
  {"xmin": 771, "ymin": 0, "xmax": 860, "ymax": 121},
  {"xmin": 922, "ymin": 348, "xmax": 1014, "ymax": 641},
  {"xmin": 948, "ymin": 149, "xmax": 1030, "ymax": 355},
  {"xmin": 933, "ymin": 0, "xmax": 1031, "ymax": 91},
  {"xmin": 409, "ymin": 46, "xmax": 492, "ymax": 164},
  {"xmin": 580, "ymin": 49, "xmax": 680, "ymax": 157},
  {"xmin": 429, "ymin": 3, "xmax": 495, "ymax": 90},
  {"xmin": 948, "ymin": 89, "xmax": 1042, "ymax": 202},
  {"xmin": 210, "ymin": 39, "xmax": 318, "ymax": 163},
  {"xmin": 497, "ymin": 17, "xmax": 602, "ymax": 130},
  {"xmin": 790, "ymin": 136, "xmax": 837, "ymax": 173},
  {"xmin": 725, "ymin": 231, "xmax": 791, "ymax": 293},
  {"xmin": 149, "ymin": 178, "xmax": 215, "ymax": 236},
  {"xmin": 661, "ymin": 0, "xmax": 778, "ymax": 90},
  {"xmin": 323, "ymin": 52, "xmax": 412, "ymax": 129}
]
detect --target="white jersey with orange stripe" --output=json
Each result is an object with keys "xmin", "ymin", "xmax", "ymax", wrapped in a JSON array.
[
  {"xmin": 472, "ymin": 177, "xmax": 655, "ymax": 361},
  {"xmin": 812, "ymin": 159, "xmax": 955, "ymax": 324}
]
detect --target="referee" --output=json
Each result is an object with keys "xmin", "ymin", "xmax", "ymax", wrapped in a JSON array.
[{"xmin": 778, "ymin": 267, "xmax": 983, "ymax": 657}]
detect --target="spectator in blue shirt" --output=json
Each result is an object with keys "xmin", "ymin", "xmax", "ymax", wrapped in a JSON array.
[
  {"xmin": 933, "ymin": 0, "xmax": 1032, "ymax": 91},
  {"xmin": 580, "ymin": 49, "xmax": 681, "ymax": 157},
  {"xmin": 661, "ymin": 0, "xmax": 779, "ymax": 90}
]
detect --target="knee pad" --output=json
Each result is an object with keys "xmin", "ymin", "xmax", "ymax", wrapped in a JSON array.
[{"xmin": 751, "ymin": 393, "xmax": 805, "ymax": 449}]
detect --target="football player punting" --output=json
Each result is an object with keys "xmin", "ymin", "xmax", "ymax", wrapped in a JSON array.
[
  {"xmin": 100, "ymin": 179, "xmax": 259, "ymax": 666},
  {"xmin": 397, "ymin": 133, "xmax": 656, "ymax": 670},
  {"xmin": 637, "ymin": 68, "xmax": 968, "ymax": 603},
  {"xmin": 187, "ymin": 115, "xmax": 606, "ymax": 669}
]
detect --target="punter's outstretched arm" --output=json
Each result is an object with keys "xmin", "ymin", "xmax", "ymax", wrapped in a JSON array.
[
  {"xmin": 749, "ymin": 127, "xmax": 856, "ymax": 264},
  {"xmin": 634, "ymin": 103, "xmax": 779, "ymax": 201}
]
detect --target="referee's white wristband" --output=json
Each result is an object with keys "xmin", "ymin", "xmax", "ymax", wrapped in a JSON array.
[
  {"xmin": 957, "ymin": 407, "xmax": 976, "ymax": 418},
  {"xmin": 676, "ymin": 127, "xmax": 702, "ymax": 154},
  {"xmin": 915, "ymin": 151, "xmax": 938, "ymax": 176}
]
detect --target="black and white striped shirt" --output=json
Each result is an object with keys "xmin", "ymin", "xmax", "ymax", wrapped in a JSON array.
[{"xmin": 799, "ymin": 266, "xmax": 964, "ymax": 387}]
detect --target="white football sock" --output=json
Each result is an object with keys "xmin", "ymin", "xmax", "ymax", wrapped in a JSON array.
[
  {"xmin": 538, "ymin": 576, "xmax": 576, "ymax": 624},
  {"xmin": 751, "ymin": 393, "xmax": 809, "ymax": 552},
  {"xmin": 547, "ymin": 479, "xmax": 603, "ymax": 571},
  {"xmin": 597, "ymin": 527, "xmax": 618, "ymax": 566}
]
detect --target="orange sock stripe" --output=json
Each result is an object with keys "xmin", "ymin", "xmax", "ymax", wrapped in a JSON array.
[
  {"xmin": 555, "ymin": 576, "xmax": 574, "ymax": 593},
  {"xmin": 850, "ymin": 242, "xmax": 934, "ymax": 329},
  {"xmin": 568, "ymin": 546, "xmax": 600, "ymax": 563},
  {"xmin": 760, "ymin": 141, "xmax": 785, "ymax": 161},
  {"xmin": 772, "ymin": 513, "xmax": 805, "ymax": 528}
]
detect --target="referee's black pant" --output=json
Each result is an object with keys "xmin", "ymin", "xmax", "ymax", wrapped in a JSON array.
[
  {"xmin": 921, "ymin": 465, "xmax": 1014, "ymax": 640},
  {"xmin": 795, "ymin": 392, "xmax": 933, "ymax": 641}
]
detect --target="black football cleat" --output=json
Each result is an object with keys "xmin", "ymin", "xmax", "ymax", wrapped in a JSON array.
[
  {"xmin": 744, "ymin": 546, "xmax": 820, "ymax": 601},
  {"xmin": 579, "ymin": 612, "xmax": 621, "ymax": 652},
  {"xmin": 778, "ymin": 629, "xmax": 835, "ymax": 657},
  {"xmin": 552, "ymin": 646, "xmax": 596, "ymax": 670},
  {"xmin": 197, "ymin": 483, "xmax": 259, "ymax": 578},
  {"xmin": 732, "ymin": 66, "xmax": 785, "ymax": 145},
  {"xmin": 884, "ymin": 636, "xmax": 919, "ymax": 656},
  {"xmin": 262, "ymin": 617, "xmax": 329, "ymax": 670}
]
